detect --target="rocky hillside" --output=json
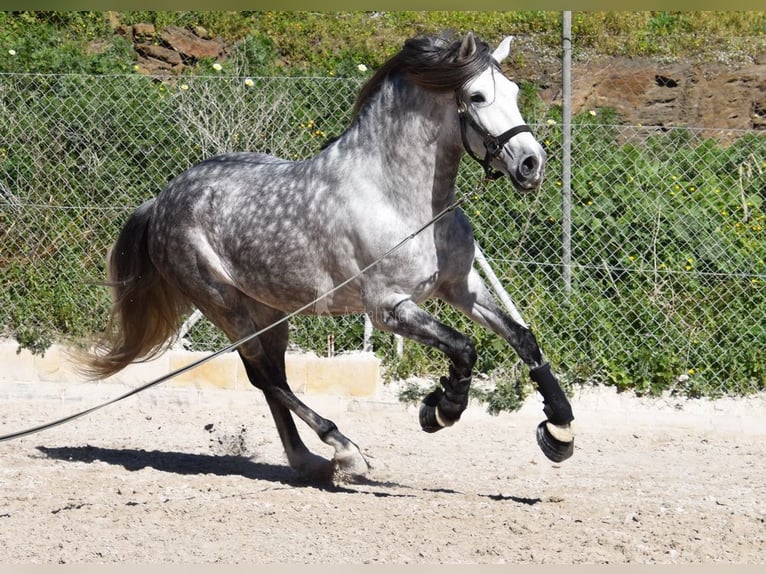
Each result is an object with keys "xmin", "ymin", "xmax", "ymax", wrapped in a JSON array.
[
  {"xmin": 117, "ymin": 22, "xmax": 765, "ymax": 134},
  {"xmin": 568, "ymin": 57, "xmax": 765, "ymax": 133}
]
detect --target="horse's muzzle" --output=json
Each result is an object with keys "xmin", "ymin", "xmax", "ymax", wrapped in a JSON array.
[{"xmin": 512, "ymin": 149, "xmax": 546, "ymax": 191}]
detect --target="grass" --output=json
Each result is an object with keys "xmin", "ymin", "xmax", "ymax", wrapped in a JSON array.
[{"xmin": 1, "ymin": 11, "xmax": 764, "ymax": 77}]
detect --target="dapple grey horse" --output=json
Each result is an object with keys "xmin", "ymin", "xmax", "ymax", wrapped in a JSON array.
[{"xmin": 82, "ymin": 32, "xmax": 574, "ymax": 481}]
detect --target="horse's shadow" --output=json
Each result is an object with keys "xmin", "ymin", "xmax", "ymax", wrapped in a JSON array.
[
  {"xmin": 35, "ymin": 445, "xmax": 546, "ymax": 503},
  {"xmin": 34, "ymin": 445, "xmax": 394, "ymax": 493},
  {"xmin": 37, "ymin": 444, "xmax": 293, "ymax": 480}
]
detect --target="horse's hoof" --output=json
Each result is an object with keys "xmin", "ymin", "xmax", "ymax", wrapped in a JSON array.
[
  {"xmin": 419, "ymin": 389, "xmax": 445, "ymax": 433},
  {"xmin": 332, "ymin": 456, "xmax": 371, "ymax": 484},
  {"xmin": 419, "ymin": 404, "xmax": 443, "ymax": 433},
  {"xmin": 536, "ymin": 420, "xmax": 574, "ymax": 463}
]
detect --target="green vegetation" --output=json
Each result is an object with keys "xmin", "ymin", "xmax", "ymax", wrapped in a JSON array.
[
  {"xmin": 1, "ymin": 11, "xmax": 765, "ymax": 77},
  {"xmin": 1, "ymin": 11, "xmax": 764, "ymax": 409}
]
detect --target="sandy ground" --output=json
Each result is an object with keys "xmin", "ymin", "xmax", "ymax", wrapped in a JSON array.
[{"xmin": 0, "ymin": 379, "xmax": 764, "ymax": 564}]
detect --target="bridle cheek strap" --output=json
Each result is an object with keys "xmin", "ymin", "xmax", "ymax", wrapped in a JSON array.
[{"xmin": 458, "ymin": 106, "xmax": 533, "ymax": 180}]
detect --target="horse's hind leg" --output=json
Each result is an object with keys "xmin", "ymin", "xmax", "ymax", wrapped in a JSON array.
[
  {"xmin": 236, "ymin": 348, "xmax": 330, "ymax": 480},
  {"xmin": 236, "ymin": 302, "xmax": 369, "ymax": 481},
  {"xmin": 190, "ymin": 291, "xmax": 366, "ymax": 481}
]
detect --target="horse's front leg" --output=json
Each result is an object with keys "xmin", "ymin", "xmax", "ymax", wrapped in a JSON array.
[
  {"xmin": 439, "ymin": 269, "xmax": 575, "ymax": 463},
  {"xmin": 370, "ymin": 297, "xmax": 477, "ymax": 432}
]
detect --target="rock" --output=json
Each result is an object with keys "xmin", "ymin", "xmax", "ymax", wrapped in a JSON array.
[
  {"xmin": 159, "ymin": 25, "xmax": 224, "ymax": 60},
  {"xmin": 134, "ymin": 43, "xmax": 183, "ymax": 67},
  {"xmin": 134, "ymin": 56, "xmax": 180, "ymax": 77},
  {"xmin": 133, "ymin": 23, "xmax": 156, "ymax": 38},
  {"xmin": 129, "ymin": 25, "xmax": 224, "ymax": 76},
  {"xmin": 552, "ymin": 56, "xmax": 766, "ymax": 141}
]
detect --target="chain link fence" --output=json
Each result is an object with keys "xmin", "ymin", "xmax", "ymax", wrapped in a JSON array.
[{"xmin": 1, "ymin": 36, "xmax": 764, "ymax": 398}]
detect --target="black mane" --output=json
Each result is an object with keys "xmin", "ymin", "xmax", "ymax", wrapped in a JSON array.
[{"xmin": 352, "ymin": 32, "xmax": 493, "ymax": 117}]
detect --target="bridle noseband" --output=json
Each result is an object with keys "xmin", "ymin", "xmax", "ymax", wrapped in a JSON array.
[{"xmin": 457, "ymin": 96, "xmax": 533, "ymax": 180}]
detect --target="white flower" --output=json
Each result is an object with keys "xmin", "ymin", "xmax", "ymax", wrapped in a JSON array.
[
  {"xmin": 8, "ymin": 49, "xmax": 16, "ymax": 56},
  {"xmin": 212, "ymin": 63, "xmax": 222, "ymax": 72},
  {"xmin": 244, "ymin": 78, "xmax": 254, "ymax": 87},
  {"xmin": 588, "ymin": 110, "xmax": 597, "ymax": 116},
  {"xmin": 357, "ymin": 64, "xmax": 368, "ymax": 72},
  {"xmin": 180, "ymin": 83, "xmax": 189, "ymax": 91},
  {"xmin": 546, "ymin": 119, "xmax": 556, "ymax": 126}
]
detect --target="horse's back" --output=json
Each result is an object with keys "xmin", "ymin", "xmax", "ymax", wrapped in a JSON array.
[
  {"xmin": 197, "ymin": 151, "xmax": 289, "ymax": 168},
  {"xmin": 154, "ymin": 151, "xmax": 298, "ymax": 218},
  {"xmin": 147, "ymin": 150, "xmax": 360, "ymax": 311}
]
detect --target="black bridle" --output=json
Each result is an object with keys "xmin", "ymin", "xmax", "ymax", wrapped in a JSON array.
[{"xmin": 457, "ymin": 96, "xmax": 533, "ymax": 180}]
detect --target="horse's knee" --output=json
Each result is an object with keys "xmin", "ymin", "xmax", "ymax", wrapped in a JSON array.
[
  {"xmin": 442, "ymin": 335, "xmax": 476, "ymax": 378},
  {"xmin": 513, "ymin": 326, "xmax": 544, "ymax": 366}
]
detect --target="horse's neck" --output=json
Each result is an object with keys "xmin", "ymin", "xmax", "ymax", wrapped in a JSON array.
[{"xmin": 338, "ymin": 86, "xmax": 463, "ymax": 210}]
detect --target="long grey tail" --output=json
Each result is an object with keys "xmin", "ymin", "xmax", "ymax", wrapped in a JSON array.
[{"xmin": 77, "ymin": 199, "xmax": 191, "ymax": 380}]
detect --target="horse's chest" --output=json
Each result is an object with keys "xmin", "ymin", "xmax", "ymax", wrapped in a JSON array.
[{"xmin": 389, "ymin": 229, "xmax": 475, "ymax": 298}]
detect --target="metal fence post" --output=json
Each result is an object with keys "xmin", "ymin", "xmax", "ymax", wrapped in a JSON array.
[{"xmin": 561, "ymin": 11, "xmax": 573, "ymax": 297}]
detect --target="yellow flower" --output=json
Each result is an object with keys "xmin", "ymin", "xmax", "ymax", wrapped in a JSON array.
[
  {"xmin": 244, "ymin": 78, "xmax": 254, "ymax": 87},
  {"xmin": 180, "ymin": 83, "xmax": 189, "ymax": 91},
  {"xmin": 546, "ymin": 119, "xmax": 557, "ymax": 126},
  {"xmin": 357, "ymin": 64, "xmax": 368, "ymax": 72},
  {"xmin": 588, "ymin": 110, "xmax": 596, "ymax": 116},
  {"xmin": 212, "ymin": 63, "xmax": 223, "ymax": 72}
]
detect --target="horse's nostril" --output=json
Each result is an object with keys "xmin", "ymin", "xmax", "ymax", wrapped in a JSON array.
[{"xmin": 518, "ymin": 155, "xmax": 539, "ymax": 180}]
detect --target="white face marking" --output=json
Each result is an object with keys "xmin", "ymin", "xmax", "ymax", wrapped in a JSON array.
[
  {"xmin": 463, "ymin": 66, "xmax": 525, "ymax": 139},
  {"xmin": 460, "ymin": 60, "xmax": 546, "ymax": 189}
]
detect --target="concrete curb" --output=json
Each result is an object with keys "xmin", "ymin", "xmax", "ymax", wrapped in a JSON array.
[{"xmin": 0, "ymin": 340, "xmax": 381, "ymax": 398}]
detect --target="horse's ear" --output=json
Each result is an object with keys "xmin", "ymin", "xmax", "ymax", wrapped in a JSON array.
[
  {"xmin": 492, "ymin": 36, "xmax": 513, "ymax": 64},
  {"xmin": 458, "ymin": 31, "xmax": 477, "ymax": 60}
]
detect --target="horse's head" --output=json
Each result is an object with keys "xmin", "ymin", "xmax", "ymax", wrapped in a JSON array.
[{"xmin": 455, "ymin": 33, "xmax": 546, "ymax": 191}]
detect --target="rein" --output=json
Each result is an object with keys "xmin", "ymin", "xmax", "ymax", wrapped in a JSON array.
[
  {"xmin": 0, "ymin": 176, "xmax": 493, "ymax": 443},
  {"xmin": 457, "ymin": 97, "xmax": 533, "ymax": 180}
]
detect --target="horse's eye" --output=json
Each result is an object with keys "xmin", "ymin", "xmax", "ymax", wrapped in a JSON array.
[{"xmin": 470, "ymin": 93, "xmax": 486, "ymax": 104}]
